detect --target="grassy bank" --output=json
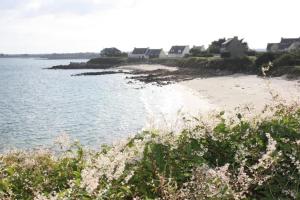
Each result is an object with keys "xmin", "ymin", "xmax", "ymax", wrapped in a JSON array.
[
  {"xmin": 87, "ymin": 57, "xmax": 182, "ymax": 67},
  {"xmin": 1, "ymin": 103, "xmax": 300, "ymax": 199}
]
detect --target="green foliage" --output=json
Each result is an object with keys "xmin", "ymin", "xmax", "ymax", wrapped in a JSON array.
[
  {"xmin": 246, "ymin": 50, "xmax": 256, "ymax": 56},
  {"xmin": 255, "ymin": 52, "xmax": 280, "ymax": 71},
  {"xmin": 273, "ymin": 53, "xmax": 300, "ymax": 67},
  {"xmin": 87, "ymin": 57, "xmax": 127, "ymax": 65},
  {"xmin": 100, "ymin": 48, "xmax": 122, "ymax": 57},
  {"xmin": 257, "ymin": 52, "xmax": 300, "ymax": 77},
  {"xmin": 208, "ymin": 57, "xmax": 254, "ymax": 72},
  {"xmin": 196, "ymin": 52, "xmax": 214, "ymax": 58},
  {"xmin": 189, "ymin": 48, "xmax": 213, "ymax": 58},
  {"xmin": 220, "ymin": 52, "xmax": 231, "ymax": 58},
  {"xmin": 1, "ymin": 104, "xmax": 300, "ymax": 199},
  {"xmin": 208, "ymin": 38, "xmax": 226, "ymax": 54},
  {"xmin": 0, "ymin": 144, "xmax": 86, "ymax": 199},
  {"xmin": 177, "ymin": 57, "xmax": 209, "ymax": 68}
]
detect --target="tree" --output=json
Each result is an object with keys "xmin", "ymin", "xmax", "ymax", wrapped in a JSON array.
[
  {"xmin": 242, "ymin": 42, "xmax": 249, "ymax": 51},
  {"xmin": 100, "ymin": 48, "xmax": 122, "ymax": 57},
  {"xmin": 208, "ymin": 38, "xmax": 226, "ymax": 54},
  {"xmin": 190, "ymin": 47, "xmax": 203, "ymax": 56}
]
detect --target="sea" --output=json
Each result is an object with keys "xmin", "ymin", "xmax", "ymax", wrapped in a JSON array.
[{"xmin": 0, "ymin": 58, "xmax": 210, "ymax": 152}]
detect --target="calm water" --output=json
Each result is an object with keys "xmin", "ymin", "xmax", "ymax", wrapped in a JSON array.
[{"xmin": 0, "ymin": 58, "xmax": 209, "ymax": 151}]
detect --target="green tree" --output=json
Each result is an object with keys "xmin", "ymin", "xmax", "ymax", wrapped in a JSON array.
[
  {"xmin": 208, "ymin": 38, "xmax": 226, "ymax": 54},
  {"xmin": 100, "ymin": 48, "xmax": 122, "ymax": 57}
]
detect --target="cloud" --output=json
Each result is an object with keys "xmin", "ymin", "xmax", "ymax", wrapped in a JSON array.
[
  {"xmin": 0, "ymin": 0, "xmax": 300, "ymax": 53},
  {"xmin": 0, "ymin": 0, "xmax": 31, "ymax": 10},
  {"xmin": 0, "ymin": 0, "xmax": 137, "ymax": 17}
]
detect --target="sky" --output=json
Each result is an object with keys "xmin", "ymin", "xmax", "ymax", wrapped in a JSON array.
[{"xmin": 0, "ymin": 0, "xmax": 299, "ymax": 54}]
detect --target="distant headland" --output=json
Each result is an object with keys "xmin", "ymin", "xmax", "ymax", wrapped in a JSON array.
[{"xmin": 0, "ymin": 52, "xmax": 99, "ymax": 60}]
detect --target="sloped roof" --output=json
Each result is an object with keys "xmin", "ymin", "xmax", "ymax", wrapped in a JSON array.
[
  {"xmin": 279, "ymin": 38, "xmax": 300, "ymax": 50},
  {"xmin": 169, "ymin": 46, "xmax": 188, "ymax": 54},
  {"xmin": 222, "ymin": 37, "xmax": 243, "ymax": 48},
  {"xmin": 222, "ymin": 38, "xmax": 234, "ymax": 46},
  {"xmin": 132, "ymin": 48, "xmax": 149, "ymax": 54},
  {"xmin": 146, "ymin": 49, "xmax": 163, "ymax": 57},
  {"xmin": 267, "ymin": 43, "xmax": 278, "ymax": 51}
]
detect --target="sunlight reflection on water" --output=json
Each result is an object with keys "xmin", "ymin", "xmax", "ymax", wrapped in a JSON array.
[{"xmin": 0, "ymin": 58, "xmax": 213, "ymax": 151}]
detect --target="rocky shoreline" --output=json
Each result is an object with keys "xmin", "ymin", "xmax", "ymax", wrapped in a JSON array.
[
  {"xmin": 70, "ymin": 66, "xmax": 244, "ymax": 86},
  {"xmin": 71, "ymin": 70, "xmax": 129, "ymax": 76},
  {"xmin": 48, "ymin": 56, "xmax": 300, "ymax": 86},
  {"xmin": 48, "ymin": 62, "xmax": 116, "ymax": 70}
]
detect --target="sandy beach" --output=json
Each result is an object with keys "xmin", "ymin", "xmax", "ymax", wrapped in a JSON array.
[
  {"xmin": 117, "ymin": 64, "xmax": 300, "ymax": 126},
  {"xmin": 120, "ymin": 64, "xmax": 300, "ymax": 113},
  {"xmin": 181, "ymin": 75, "xmax": 300, "ymax": 111}
]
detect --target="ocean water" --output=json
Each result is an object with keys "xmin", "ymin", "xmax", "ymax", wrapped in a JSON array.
[{"xmin": 0, "ymin": 58, "xmax": 211, "ymax": 151}]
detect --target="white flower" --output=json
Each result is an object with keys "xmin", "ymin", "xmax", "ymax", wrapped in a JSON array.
[
  {"xmin": 54, "ymin": 133, "xmax": 71, "ymax": 149},
  {"xmin": 252, "ymin": 133, "xmax": 277, "ymax": 170},
  {"xmin": 81, "ymin": 168, "xmax": 99, "ymax": 194}
]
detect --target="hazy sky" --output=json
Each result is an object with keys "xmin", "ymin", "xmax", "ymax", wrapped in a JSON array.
[{"xmin": 0, "ymin": 0, "xmax": 299, "ymax": 53}]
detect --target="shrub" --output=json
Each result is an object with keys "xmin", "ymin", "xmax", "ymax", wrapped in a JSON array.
[
  {"xmin": 1, "ymin": 104, "xmax": 300, "ymax": 199},
  {"xmin": 221, "ymin": 52, "xmax": 231, "ymax": 58},
  {"xmin": 196, "ymin": 52, "xmax": 214, "ymax": 58},
  {"xmin": 246, "ymin": 50, "xmax": 256, "ymax": 56},
  {"xmin": 190, "ymin": 48, "xmax": 214, "ymax": 58},
  {"xmin": 177, "ymin": 57, "xmax": 208, "ymax": 68},
  {"xmin": 273, "ymin": 53, "xmax": 300, "ymax": 67},
  {"xmin": 208, "ymin": 57, "xmax": 254, "ymax": 73},
  {"xmin": 255, "ymin": 52, "xmax": 277, "ymax": 67},
  {"xmin": 184, "ymin": 53, "xmax": 191, "ymax": 58},
  {"xmin": 208, "ymin": 38, "xmax": 226, "ymax": 54},
  {"xmin": 254, "ymin": 52, "xmax": 282, "ymax": 73},
  {"xmin": 87, "ymin": 57, "xmax": 127, "ymax": 65}
]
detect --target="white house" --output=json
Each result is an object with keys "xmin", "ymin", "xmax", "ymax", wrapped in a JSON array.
[
  {"xmin": 128, "ymin": 48, "xmax": 149, "ymax": 59},
  {"xmin": 168, "ymin": 46, "xmax": 190, "ymax": 58},
  {"xmin": 146, "ymin": 49, "xmax": 167, "ymax": 59}
]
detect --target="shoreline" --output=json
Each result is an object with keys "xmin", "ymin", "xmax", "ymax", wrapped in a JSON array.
[
  {"xmin": 47, "ymin": 55, "xmax": 300, "ymax": 85},
  {"xmin": 69, "ymin": 63, "xmax": 300, "ymax": 118},
  {"xmin": 129, "ymin": 71, "xmax": 300, "ymax": 132},
  {"xmin": 181, "ymin": 74, "xmax": 300, "ymax": 112}
]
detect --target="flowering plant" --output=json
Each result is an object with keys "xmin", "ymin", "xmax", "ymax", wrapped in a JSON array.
[{"xmin": 1, "ymin": 103, "xmax": 300, "ymax": 199}]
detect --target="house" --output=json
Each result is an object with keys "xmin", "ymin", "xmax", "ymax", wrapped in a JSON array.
[
  {"xmin": 100, "ymin": 47, "xmax": 122, "ymax": 57},
  {"xmin": 145, "ymin": 49, "xmax": 166, "ymax": 59},
  {"xmin": 288, "ymin": 41, "xmax": 300, "ymax": 52},
  {"xmin": 168, "ymin": 46, "xmax": 190, "ymax": 58},
  {"xmin": 128, "ymin": 48, "xmax": 149, "ymax": 59},
  {"xmin": 267, "ymin": 43, "xmax": 280, "ymax": 52},
  {"xmin": 220, "ymin": 36, "xmax": 247, "ymax": 58},
  {"xmin": 267, "ymin": 37, "xmax": 300, "ymax": 52}
]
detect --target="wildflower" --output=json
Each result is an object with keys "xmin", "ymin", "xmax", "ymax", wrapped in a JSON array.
[
  {"xmin": 81, "ymin": 168, "xmax": 99, "ymax": 194},
  {"xmin": 252, "ymin": 133, "xmax": 277, "ymax": 170},
  {"xmin": 261, "ymin": 61, "xmax": 273, "ymax": 76},
  {"xmin": 54, "ymin": 133, "xmax": 71, "ymax": 149},
  {"xmin": 23, "ymin": 158, "xmax": 36, "ymax": 168},
  {"xmin": 34, "ymin": 194, "xmax": 47, "ymax": 200}
]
